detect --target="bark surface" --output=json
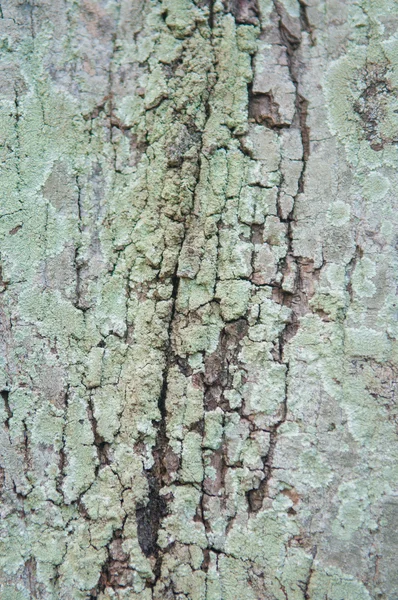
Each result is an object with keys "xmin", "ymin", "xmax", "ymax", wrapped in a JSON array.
[{"xmin": 0, "ymin": 0, "xmax": 397, "ymax": 598}]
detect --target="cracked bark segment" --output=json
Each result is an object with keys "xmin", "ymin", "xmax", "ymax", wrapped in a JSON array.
[{"xmin": 0, "ymin": 0, "xmax": 398, "ymax": 599}]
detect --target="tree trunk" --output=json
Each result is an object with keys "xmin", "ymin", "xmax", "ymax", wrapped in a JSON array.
[{"xmin": 0, "ymin": 0, "xmax": 397, "ymax": 598}]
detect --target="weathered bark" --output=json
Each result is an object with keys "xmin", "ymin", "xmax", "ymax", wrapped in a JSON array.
[{"xmin": 0, "ymin": 0, "xmax": 397, "ymax": 598}]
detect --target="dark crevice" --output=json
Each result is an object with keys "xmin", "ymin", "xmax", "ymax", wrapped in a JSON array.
[
  {"xmin": 297, "ymin": 94, "xmax": 310, "ymax": 193},
  {"xmin": 20, "ymin": 420, "xmax": 32, "ymax": 493},
  {"xmin": 136, "ymin": 475, "xmax": 167, "ymax": 559},
  {"xmin": 87, "ymin": 396, "xmax": 111, "ymax": 474},
  {"xmin": 134, "ymin": 12, "xmax": 222, "ymax": 583},
  {"xmin": 158, "ymin": 270, "xmax": 179, "ymax": 420},
  {"xmin": 138, "ymin": 267, "xmax": 180, "ymax": 584},
  {"xmin": 73, "ymin": 175, "xmax": 90, "ymax": 312},
  {"xmin": 91, "ymin": 519, "xmax": 131, "ymax": 597},
  {"xmin": 13, "ymin": 86, "xmax": 22, "ymax": 194},
  {"xmin": 208, "ymin": 0, "xmax": 215, "ymax": 29},
  {"xmin": 1, "ymin": 389, "xmax": 12, "ymax": 429},
  {"xmin": 0, "ymin": 264, "xmax": 10, "ymax": 294},
  {"xmin": 302, "ymin": 545, "xmax": 317, "ymax": 599},
  {"xmin": 24, "ymin": 557, "xmax": 38, "ymax": 598},
  {"xmin": 136, "ymin": 14, "xmax": 224, "ymax": 580},
  {"xmin": 201, "ymin": 548, "xmax": 211, "ymax": 573},
  {"xmin": 277, "ymin": 577, "xmax": 289, "ymax": 600},
  {"xmin": 55, "ymin": 386, "xmax": 70, "ymax": 500}
]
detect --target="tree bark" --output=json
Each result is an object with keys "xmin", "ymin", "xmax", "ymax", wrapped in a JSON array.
[{"xmin": 0, "ymin": 0, "xmax": 397, "ymax": 598}]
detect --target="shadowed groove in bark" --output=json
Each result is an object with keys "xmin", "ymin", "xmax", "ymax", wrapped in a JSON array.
[
  {"xmin": 135, "ymin": 4, "xmax": 222, "ymax": 588},
  {"xmin": 1, "ymin": 390, "xmax": 11, "ymax": 429},
  {"xmin": 136, "ymin": 268, "xmax": 179, "ymax": 582},
  {"xmin": 303, "ymin": 547, "xmax": 318, "ymax": 599},
  {"xmin": 90, "ymin": 516, "xmax": 130, "ymax": 598},
  {"xmin": 208, "ymin": 0, "xmax": 215, "ymax": 29},
  {"xmin": 88, "ymin": 396, "xmax": 111, "ymax": 473}
]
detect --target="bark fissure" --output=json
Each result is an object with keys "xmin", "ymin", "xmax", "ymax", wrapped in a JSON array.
[
  {"xmin": 1, "ymin": 390, "xmax": 12, "ymax": 429},
  {"xmin": 137, "ymin": 267, "xmax": 180, "ymax": 583}
]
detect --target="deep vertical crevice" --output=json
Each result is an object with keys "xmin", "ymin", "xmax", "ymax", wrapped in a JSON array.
[
  {"xmin": 74, "ymin": 175, "xmax": 84, "ymax": 310},
  {"xmin": 1, "ymin": 389, "xmax": 12, "ymax": 429},
  {"xmin": 13, "ymin": 86, "xmax": 22, "ymax": 195},
  {"xmin": 139, "ymin": 6, "xmax": 221, "ymax": 588},
  {"xmin": 208, "ymin": 0, "xmax": 215, "ymax": 29},
  {"xmin": 56, "ymin": 385, "xmax": 69, "ymax": 501},
  {"xmin": 297, "ymin": 93, "xmax": 310, "ymax": 193},
  {"xmin": 138, "ymin": 268, "xmax": 180, "ymax": 584},
  {"xmin": 302, "ymin": 546, "xmax": 317, "ymax": 599},
  {"xmin": 87, "ymin": 393, "xmax": 111, "ymax": 474}
]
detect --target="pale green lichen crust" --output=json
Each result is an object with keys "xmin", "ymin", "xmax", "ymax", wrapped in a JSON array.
[{"xmin": 0, "ymin": 0, "xmax": 397, "ymax": 598}]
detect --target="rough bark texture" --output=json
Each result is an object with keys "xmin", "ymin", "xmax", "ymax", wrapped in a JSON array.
[{"xmin": 0, "ymin": 0, "xmax": 398, "ymax": 598}]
